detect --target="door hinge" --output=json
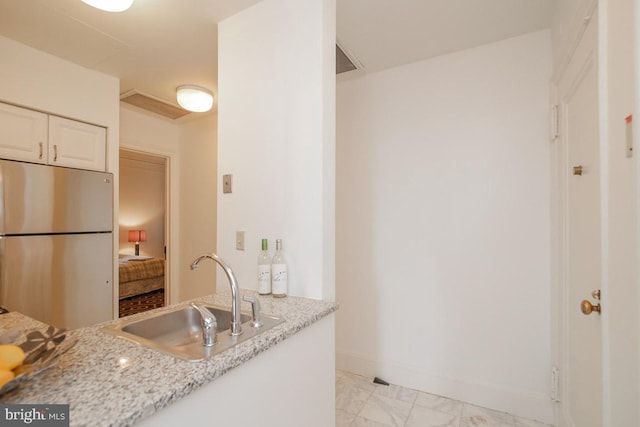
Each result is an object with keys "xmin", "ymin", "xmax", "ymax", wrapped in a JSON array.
[
  {"xmin": 550, "ymin": 105, "xmax": 560, "ymax": 141},
  {"xmin": 551, "ymin": 366, "xmax": 560, "ymax": 402}
]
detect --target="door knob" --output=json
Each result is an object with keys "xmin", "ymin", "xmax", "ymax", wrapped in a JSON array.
[{"xmin": 581, "ymin": 299, "xmax": 601, "ymax": 315}]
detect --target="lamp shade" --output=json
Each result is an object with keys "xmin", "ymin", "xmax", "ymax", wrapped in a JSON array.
[
  {"xmin": 176, "ymin": 85, "xmax": 214, "ymax": 112},
  {"xmin": 128, "ymin": 230, "xmax": 147, "ymax": 243},
  {"xmin": 81, "ymin": 0, "xmax": 133, "ymax": 12}
]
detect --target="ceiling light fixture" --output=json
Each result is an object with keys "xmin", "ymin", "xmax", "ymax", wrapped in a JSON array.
[
  {"xmin": 81, "ymin": 0, "xmax": 134, "ymax": 12},
  {"xmin": 176, "ymin": 85, "xmax": 214, "ymax": 113}
]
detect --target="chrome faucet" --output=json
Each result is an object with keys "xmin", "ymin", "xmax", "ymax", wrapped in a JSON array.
[
  {"xmin": 190, "ymin": 302, "xmax": 217, "ymax": 346},
  {"xmin": 243, "ymin": 295, "xmax": 263, "ymax": 328},
  {"xmin": 190, "ymin": 253, "xmax": 243, "ymax": 336}
]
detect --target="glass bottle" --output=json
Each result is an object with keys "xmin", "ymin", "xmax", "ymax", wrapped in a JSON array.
[
  {"xmin": 271, "ymin": 239, "xmax": 288, "ymax": 298},
  {"xmin": 258, "ymin": 239, "xmax": 271, "ymax": 295}
]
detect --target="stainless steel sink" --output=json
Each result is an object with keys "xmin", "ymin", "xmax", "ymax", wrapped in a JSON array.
[{"xmin": 102, "ymin": 303, "xmax": 284, "ymax": 361}]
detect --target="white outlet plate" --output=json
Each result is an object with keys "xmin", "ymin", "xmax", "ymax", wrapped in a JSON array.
[{"xmin": 236, "ymin": 231, "xmax": 245, "ymax": 251}]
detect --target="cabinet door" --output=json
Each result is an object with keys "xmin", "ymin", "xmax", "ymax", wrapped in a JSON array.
[
  {"xmin": 49, "ymin": 116, "xmax": 106, "ymax": 171},
  {"xmin": 0, "ymin": 102, "xmax": 48, "ymax": 164}
]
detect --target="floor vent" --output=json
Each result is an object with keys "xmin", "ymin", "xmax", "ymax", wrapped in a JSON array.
[{"xmin": 120, "ymin": 90, "xmax": 190, "ymax": 120}]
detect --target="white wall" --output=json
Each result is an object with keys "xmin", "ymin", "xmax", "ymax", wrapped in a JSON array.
[
  {"xmin": 336, "ymin": 30, "xmax": 552, "ymax": 423},
  {"xmin": 120, "ymin": 106, "xmax": 181, "ymax": 156},
  {"xmin": 120, "ymin": 106, "xmax": 218, "ymax": 304},
  {"xmin": 551, "ymin": 0, "xmax": 596, "ymax": 78},
  {"xmin": 217, "ymin": 0, "xmax": 335, "ymax": 300},
  {"xmin": 120, "ymin": 106, "xmax": 181, "ymax": 304},
  {"xmin": 601, "ymin": 0, "xmax": 639, "ymax": 424},
  {"xmin": 119, "ymin": 155, "xmax": 166, "ymax": 259},
  {"xmin": 179, "ymin": 114, "xmax": 218, "ymax": 301},
  {"xmin": 635, "ymin": 2, "xmax": 640, "ymax": 424}
]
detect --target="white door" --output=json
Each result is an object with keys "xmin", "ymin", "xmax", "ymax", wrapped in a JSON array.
[{"xmin": 555, "ymin": 11, "xmax": 602, "ymax": 427}]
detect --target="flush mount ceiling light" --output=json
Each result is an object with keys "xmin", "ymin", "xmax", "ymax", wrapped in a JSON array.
[
  {"xmin": 81, "ymin": 0, "xmax": 133, "ymax": 12},
  {"xmin": 176, "ymin": 85, "xmax": 214, "ymax": 113}
]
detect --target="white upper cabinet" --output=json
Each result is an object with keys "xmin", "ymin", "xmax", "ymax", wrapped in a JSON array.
[
  {"xmin": 0, "ymin": 102, "xmax": 107, "ymax": 172},
  {"xmin": 0, "ymin": 102, "xmax": 48, "ymax": 164},
  {"xmin": 48, "ymin": 116, "xmax": 106, "ymax": 172}
]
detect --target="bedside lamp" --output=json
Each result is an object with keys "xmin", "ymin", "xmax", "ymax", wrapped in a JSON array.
[{"xmin": 128, "ymin": 230, "xmax": 147, "ymax": 256}]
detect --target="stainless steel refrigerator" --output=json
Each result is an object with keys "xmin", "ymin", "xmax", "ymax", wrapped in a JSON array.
[{"xmin": 0, "ymin": 159, "xmax": 113, "ymax": 329}]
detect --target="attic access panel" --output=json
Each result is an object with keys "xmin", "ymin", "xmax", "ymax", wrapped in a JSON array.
[{"xmin": 120, "ymin": 90, "xmax": 190, "ymax": 120}]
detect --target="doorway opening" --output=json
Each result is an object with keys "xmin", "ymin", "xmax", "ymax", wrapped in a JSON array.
[{"xmin": 118, "ymin": 148, "xmax": 168, "ymax": 317}]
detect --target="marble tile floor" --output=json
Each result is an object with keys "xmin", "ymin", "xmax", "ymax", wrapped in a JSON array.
[{"xmin": 335, "ymin": 370, "xmax": 553, "ymax": 427}]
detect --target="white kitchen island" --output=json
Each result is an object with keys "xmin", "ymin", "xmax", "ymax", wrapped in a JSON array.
[{"xmin": 0, "ymin": 292, "xmax": 337, "ymax": 427}]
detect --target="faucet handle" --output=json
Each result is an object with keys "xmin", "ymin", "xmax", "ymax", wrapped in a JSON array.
[
  {"xmin": 242, "ymin": 295, "xmax": 264, "ymax": 328},
  {"xmin": 190, "ymin": 303, "xmax": 218, "ymax": 346}
]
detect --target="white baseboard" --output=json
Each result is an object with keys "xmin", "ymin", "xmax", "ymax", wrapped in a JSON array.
[{"xmin": 336, "ymin": 350, "xmax": 554, "ymax": 425}]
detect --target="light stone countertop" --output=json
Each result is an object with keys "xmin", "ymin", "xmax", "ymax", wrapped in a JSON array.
[{"xmin": 0, "ymin": 292, "xmax": 338, "ymax": 427}]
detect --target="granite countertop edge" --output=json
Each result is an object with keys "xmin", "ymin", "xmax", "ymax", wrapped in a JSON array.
[
  {"xmin": 119, "ymin": 295, "xmax": 337, "ymax": 427},
  {"xmin": 0, "ymin": 292, "xmax": 338, "ymax": 427}
]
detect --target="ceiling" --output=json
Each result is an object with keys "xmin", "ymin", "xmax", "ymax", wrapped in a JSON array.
[{"xmin": 0, "ymin": 0, "xmax": 556, "ymax": 118}]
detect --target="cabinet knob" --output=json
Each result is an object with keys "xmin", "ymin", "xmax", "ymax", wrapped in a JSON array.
[
  {"xmin": 53, "ymin": 144, "xmax": 58, "ymax": 162},
  {"xmin": 581, "ymin": 300, "xmax": 601, "ymax": 315}
]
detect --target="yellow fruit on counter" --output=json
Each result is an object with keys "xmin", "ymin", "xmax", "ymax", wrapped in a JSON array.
[
  {"xmin": 12, "ymin": 363, "xmax": 32, "ymax": 376},
  {"xmin": 0, "ymin": 368, "xmax": 15, "ymax": 388},
  {"xmin": 0, "ymin": 345, "xmax": 25, "ymax": 370}
]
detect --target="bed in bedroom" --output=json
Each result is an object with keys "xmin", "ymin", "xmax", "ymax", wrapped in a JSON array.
[{"xmin": 118, "ymin": 255, "xmax": 165, "ymax": 316}]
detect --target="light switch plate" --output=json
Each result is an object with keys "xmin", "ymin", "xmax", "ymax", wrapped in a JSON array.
[{"xmin": 223, "ymin": 174, "xmax": 232, "ymax": 193}]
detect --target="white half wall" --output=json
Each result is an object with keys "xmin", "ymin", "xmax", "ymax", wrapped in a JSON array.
[
  {"xmin": 136, "ymin": 314, "xmax": 336, "ymax": 427},
  {"xmin": 336, "ymin": 30, "xmax": 553, "ymax": 423},
  {"xmin": 217, "ymin": 0, "xmax": 336, "ymax": 300}
]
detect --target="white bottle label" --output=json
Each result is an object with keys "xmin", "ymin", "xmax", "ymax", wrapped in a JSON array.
[
  {"xmin": 272, "ymin": 263, "xmax": 288, "ymax": 295},
  {"xmin": 258, "ymin": 265, "xmax": 271, "ymax": 294}
]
